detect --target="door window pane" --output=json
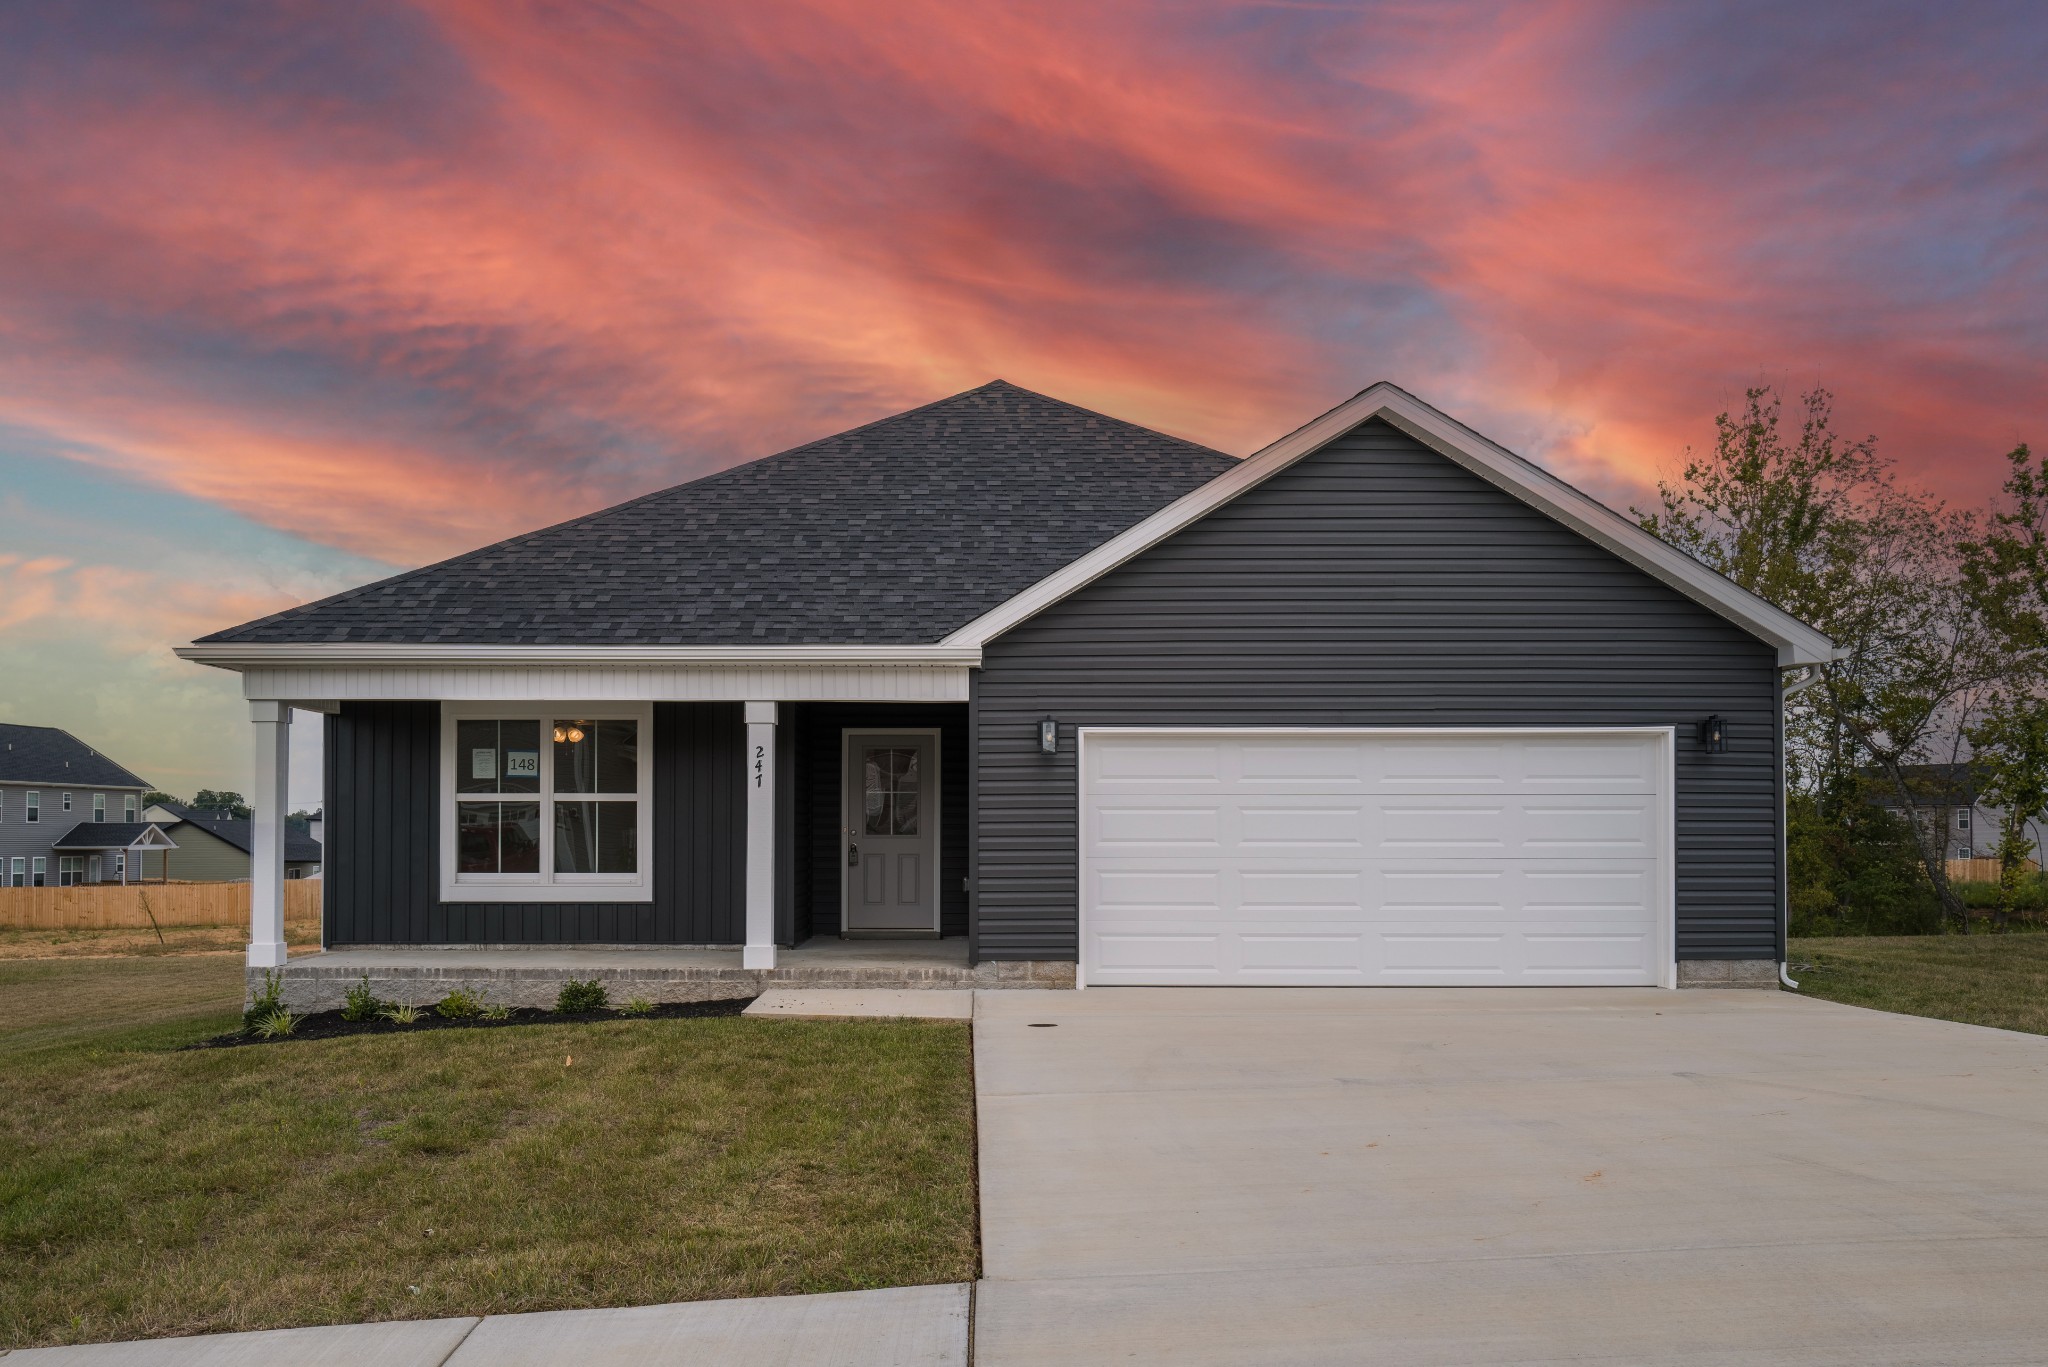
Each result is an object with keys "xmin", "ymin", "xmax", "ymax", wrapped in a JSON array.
[
  {"xmin": 861, "ymin": 747, "xmax": 920, "ymax": 836},
  {"xmin": 555, "ymin": 800, "xmax": 637, "ymax": 874},
  {"xmin": 555, "ymin": 719, "xmax": 637, "ymax": 794}
]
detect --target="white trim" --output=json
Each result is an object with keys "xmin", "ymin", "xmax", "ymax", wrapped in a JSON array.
[
  {"xmin": 839, "ymin": 727, "xmax": 944, "ymax": 936},
  {"xmin": 437, "ymin": 702, "xmax": 656, "ymax": 904},
  {"xmin": 1074, "ymin": 725, "xmax": 1680, "ymax": 990},
  {"xmin": 219, "ymin": 663, "xmax": 972, "ymax": 705},
  {"xmin": 177, "ymin": 642, "xmax": 981, "ymax": 669},
  {"xmin": 946, "ymin": 383, "xmax": 1838, "ymax": 668},
  {"xmin": 743, "ymin": 702, "xmax": 779, "ymax": 969}
]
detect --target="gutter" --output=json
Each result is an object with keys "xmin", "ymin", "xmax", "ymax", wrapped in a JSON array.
[{"xmin": 174, "ymin": 642, "xmax": 986, "ymax": 672}]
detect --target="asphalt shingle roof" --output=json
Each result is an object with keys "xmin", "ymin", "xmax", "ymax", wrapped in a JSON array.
[
  {"xmin": 0, "ymin": 725, "xmax": 150, "ymax": 788},
  {"xmin": 50, "ymin": 821, "xmax": 174, "ymax": 850},
  {"xmin": 157, "ymin": 803, "xmax": 322, "ymax": 861},
  {"xmin": 199, "ymin": 381, "xmax": 1239, "ymax": 646}
]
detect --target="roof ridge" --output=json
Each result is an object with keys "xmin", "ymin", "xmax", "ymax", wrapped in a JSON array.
[{"xmin": 196, "ymin": 381, "xmax": 1233, "ymax": 644}]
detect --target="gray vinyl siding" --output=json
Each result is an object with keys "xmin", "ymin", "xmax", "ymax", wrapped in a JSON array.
[
  {"xmin": 972, "ymin": 417, "xmax": 1783, "ymax": 963},
  {"xmin": 0, "ymin": 780, "xmax": 150, "ymax": 883},
  {"xmin": 324, "ymin": 701, "xmax": 746, "ymax": 944}
]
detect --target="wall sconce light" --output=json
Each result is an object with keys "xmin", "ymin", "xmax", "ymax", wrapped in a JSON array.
[
  {"xmin": 552, "ymin": 724, "xmax": 586, "ymax": 744},
  {"xmin": 1038, "ymin": 717, "xmax": 1058, "ymax": 755},
  {"xmin": 1698, "ymin": 715, "xmax": 1727, "ymax": 754}
]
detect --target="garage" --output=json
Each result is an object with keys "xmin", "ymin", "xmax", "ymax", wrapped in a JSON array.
[{"xmin": 1079, "ymin": 729, "xmax": 1674, "ymax": 987}]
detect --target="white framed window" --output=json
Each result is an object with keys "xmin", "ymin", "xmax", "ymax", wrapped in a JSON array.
[
  {"xmin": 93, "ymin": 792, "xmax": 106, "ymax": 822},
  {"xmin": 31, "ymin": 856, "xmax": 46, "ymax": 887},
  {"xmin": 7, "ymin": 856, "xmax": 21, "ymax": 886},
  {"xmin": 62, "ymin": 791, "xmax": 73, "ymax": 811},
  {"xmin": 124, "ymin": 793, "xmax": 137, "ymax": 822},
  {"xmin": 57, "ymin": 855, "xmax": 83, "ymax": 887},
  {"xmin": 439, "ymin": 702, "xmax": 654, "ymax": 903},
  {"xmin": 113, "ymin": 852, "xmax": 124, "ymax": 881},
  {"xmin": 1957, "ymin": 809, "xmax": 1971, "ymax": 831},
  {"xmin": 26, "ymin": 791, "xmax": 38, "ymax": 823}
]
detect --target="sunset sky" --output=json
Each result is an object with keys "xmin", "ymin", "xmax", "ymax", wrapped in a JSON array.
[{"xmin": 1, "ymin": 0, "xmax": 2043, "ymax": 802}]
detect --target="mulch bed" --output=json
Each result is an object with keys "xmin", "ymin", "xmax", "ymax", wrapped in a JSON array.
[{"xmin": 188, "ymin": 995, "xmax": 758, "ymax": 1049}]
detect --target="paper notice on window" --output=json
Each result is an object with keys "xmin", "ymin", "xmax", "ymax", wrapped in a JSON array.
[
  {"xmin": 506, "ymin": 750, "xmax": 540, "ymax": 778},
  {"xmin": 472, "ymin": 748, "xmax": 496, "ymax": 780}
]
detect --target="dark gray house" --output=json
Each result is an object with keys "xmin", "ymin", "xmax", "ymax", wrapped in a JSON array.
[{"xmin": 180, "ymin": 381, "xmax": 1835, "ymax": 989}]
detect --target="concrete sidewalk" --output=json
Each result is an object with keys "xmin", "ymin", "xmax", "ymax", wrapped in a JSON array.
[
  {"xmin": 4, "ymin": 1284, "xmax": 969, "ymax": 1365},
  {"xmin": 970, "ymin": 987, "xmax": 2048, "ymax": 1366}
]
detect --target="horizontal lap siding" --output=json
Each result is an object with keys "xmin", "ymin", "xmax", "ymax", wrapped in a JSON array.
[
  {"xmin": 973, "ymin": 418, "xmax": 1782, "ymax": 963},
  {"xmin": 325, "ymin": 701, "xmax": 744, "ymax": 944}
]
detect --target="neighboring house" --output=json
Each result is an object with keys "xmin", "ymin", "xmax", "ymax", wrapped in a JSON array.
[
  {"xmin": 136, "ymin": 801, "xmax": 323, "ymax": 882},
  {"xmin": 0, "ymin": 723, "xmax": 168, "ymax": 886},
  {"xmin": 179, "ymin": 381, "xmax": 1835, "ymax": 987},
  {"xmin": 1871, "ymin": 762, "xmax": 2047, "ymax": 867}
]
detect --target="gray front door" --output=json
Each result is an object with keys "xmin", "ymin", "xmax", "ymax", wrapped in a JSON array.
[{"xmin": 843, "ymin": 731, "xmax": 940, "ymax": 934}]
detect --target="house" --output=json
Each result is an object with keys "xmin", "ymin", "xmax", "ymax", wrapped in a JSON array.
[
  {"xmin": 0, "ymin": 723, "xmax": 173, "ymax": 886},
  {"xmin": 177, "ymin": 381, "xmax": 1835, "ymax": 998},
  {"xmin": 136, "ymin": 801, "xmax": 323, "ymax": 882},
  {"xmin": 1870, "ymin": 762, "xmax": 2047, "ymax": 868}
]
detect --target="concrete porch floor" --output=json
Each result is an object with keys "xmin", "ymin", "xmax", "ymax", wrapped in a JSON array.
[{"xmin": 258, "ymin": 937, "xmax": 1075, "ymax": 1011}]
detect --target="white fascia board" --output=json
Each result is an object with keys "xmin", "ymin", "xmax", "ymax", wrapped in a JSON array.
[
  {"xmin": 174, "ymin": 642, "xmax": 984, "ymax": 672},
  {"xmin": 942, "ymin": 382, "xmax": 1840, "ymax": 669}
]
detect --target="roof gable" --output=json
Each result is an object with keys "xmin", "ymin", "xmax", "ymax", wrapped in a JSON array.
[
  {"xmin": 944, "ymin": 382, "xmax": 1837, "ymax": 668},
  {"xmin": 197, "ymin": 381, "xmax": 1236, "ymax": 647}
]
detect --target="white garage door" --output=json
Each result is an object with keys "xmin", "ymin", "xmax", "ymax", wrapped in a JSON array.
[{"xmin": 1080, "ymin": 730, "xmax": 1672, "ymax": 987}]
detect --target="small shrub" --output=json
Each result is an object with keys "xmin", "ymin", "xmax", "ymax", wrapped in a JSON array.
[
  {"xmin": 479, "ymin": 1002, "xmax": 513, "ymax": 1022},
  {"xmin": 436, "ymin": 987, "xmax": 485, "ymax": 1019},
  {"xmin": 556, "ymin": 979, "xmax": 608, "ymax": 1014},
  {"xmin": 243, "ymin": 969, "xmax": 285, "ymax": 1032},
  {"xmin": 380, "ymin": 1001, "xmax": 424, "ymax": 1025},
  {"xmin": 250, "ymin": 1006, "xmax": 297, "ymax": 1039},
  {"xmin": 619, "ymin": 996, "xmax": 655, "ymax": 1016},
  {"xmin": 341, "ymin": 976, "xmax": 385, "ymax": 1023}
]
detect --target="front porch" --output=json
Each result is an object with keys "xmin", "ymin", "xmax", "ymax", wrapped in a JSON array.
[{"xmin": 259, "ymin": 936, "xmax": 1075, "ymax": 1013}]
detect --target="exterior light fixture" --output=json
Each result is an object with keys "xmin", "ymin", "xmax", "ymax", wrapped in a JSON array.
[
  {"xmin": 1038, "ymin": 717, "xmax": 1058, "ymax": 755},
  {"xmin": 553, "ymin": 725, "xmax": 586, "ymax": 744},
  {"xmin": 1698, "ymin": 715, "xmax": 1727, "ymax": 754}
]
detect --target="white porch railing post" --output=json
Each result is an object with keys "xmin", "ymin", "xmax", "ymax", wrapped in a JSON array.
[
  {"xmin": 248, "ymin": 701, "xmax": 291, "ymax": 970},
  {"xmin": 743, "ymin": 701, "xmax": 778, "ymax": 970}
]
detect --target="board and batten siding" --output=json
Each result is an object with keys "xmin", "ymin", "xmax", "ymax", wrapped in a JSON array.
[
  {"xmin": 324, "ymin": 700, "xmax": 746, "ymax": 944},
  {"xmin": 971, "ymin": 417, "xmax": 1783, "ymax": 964}
]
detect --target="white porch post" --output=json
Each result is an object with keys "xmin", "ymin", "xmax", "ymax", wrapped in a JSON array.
[
  {"xmin": 743, "ymin": 701, "xmax": 778, "ymax": 969},
  {"xmin": 248, "ymin": 701, "xmax": 292, "ymax": 970}
]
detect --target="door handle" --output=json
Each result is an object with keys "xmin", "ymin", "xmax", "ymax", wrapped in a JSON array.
[{"xmin": 847, "ymin": 842, "xmax": 860, "ymax": 867}]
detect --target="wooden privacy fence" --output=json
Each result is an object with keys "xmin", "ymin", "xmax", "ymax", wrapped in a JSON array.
[
  {"xmin": 1946, "ymin": 857, "xmax": 2041, "ymax": 883},
  {"xmin": 0, "ymin": 880, "xmax": 321, "ymax": 930}
]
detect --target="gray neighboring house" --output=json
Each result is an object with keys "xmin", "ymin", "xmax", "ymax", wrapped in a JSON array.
[
  {"xmin": 1875, "ymin": 762, "xmax": 2047, "ymax": 866},
  {"xmin": 137, "ymin": 801, "xmax": 322, "ymax": 882},
  {"xmin": 0, "ymin": 723, "xmax": 165, "ymax": 886},
  {"xmin": 179, "ymin": 380, "xmax": 1836, "ymax": 988}
]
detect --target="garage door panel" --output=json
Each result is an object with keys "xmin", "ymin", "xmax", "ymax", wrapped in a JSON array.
[{"xmin": 1083, "ymin": 731, "xmax": 1668, "ymax": 987}]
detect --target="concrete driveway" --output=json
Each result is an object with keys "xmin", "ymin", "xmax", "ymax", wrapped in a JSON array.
[{"xmin": 971, "ymin": 988, "xmax": 2048, "ymax": 1366}]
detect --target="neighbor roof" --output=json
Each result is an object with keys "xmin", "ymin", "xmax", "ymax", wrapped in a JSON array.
[
  {"xmin": 157, "ymin": 803, "xmax": 323, "ymax": 861},
  {"xmin": 50, "ymin": 821, "xmax": 177, "ymax": 851},
  {"xmin": 198, "ymin": 381, "xmax": 1238, "ymax": 646},
  {"xmin": 0, "ymin": 724, "xmax": 150, "ymax": 788}
]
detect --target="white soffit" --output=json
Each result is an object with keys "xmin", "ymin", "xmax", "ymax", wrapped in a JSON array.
[{"xmin": 942, "ymin": 382, "xmax": 1840, "ymax": 669}]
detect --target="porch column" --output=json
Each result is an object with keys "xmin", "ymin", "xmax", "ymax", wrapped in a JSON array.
[
  {"xmin": 248, "ymin": 701, "xmax": 292, "ymax": 970},
  {"xmin": 743, "ymin": 701, "xmax": 778, "ymax": 970}
]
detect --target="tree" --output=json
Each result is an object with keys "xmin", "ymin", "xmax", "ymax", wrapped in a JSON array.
[
  {"xmin": 141, "ymin": 790, "xmax": 182, "ymax": 809},
  {"xmin": 189, "ymin": 789, "xmax": 252, "ymax": 819},
  {"xmin": 1640, "ymin": 386, "xmax": 2001, "ymax": 930},
  {"xmin": 1960, "ymin": 443, "xmax": 2048, "ymax": 928}
]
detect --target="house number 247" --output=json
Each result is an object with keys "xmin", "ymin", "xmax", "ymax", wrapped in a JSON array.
[{"xmin": 754, "ymin": 745, "xmax": 765, "ymax": 788}]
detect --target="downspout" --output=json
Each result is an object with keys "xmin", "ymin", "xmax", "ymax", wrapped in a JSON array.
[{"xmin": 1778, "ymin": 666, "xmax": 1816, "ymax": 989}]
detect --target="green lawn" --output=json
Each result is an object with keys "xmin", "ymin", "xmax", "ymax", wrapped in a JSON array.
[
  {"xmin": 1790, "ymin": 935, "xmax": 2048, "ymax": 1036},
  {"xmin": 0, "ymin": 956, "xmax": 978, "ymax": 1349}
]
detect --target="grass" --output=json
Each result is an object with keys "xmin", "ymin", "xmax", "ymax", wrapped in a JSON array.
[
  {"xmin": 0, "ymin": 956, "xmax": 978, "ymax": 1349},
  {"xmin": 1790, "ymin": 935, "xmax": 2048, "ymax": 1037},
  {"xmin": 0, "ymin": 921, "xmax": 321, "ymax": 960}
]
